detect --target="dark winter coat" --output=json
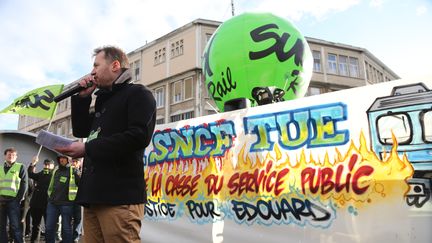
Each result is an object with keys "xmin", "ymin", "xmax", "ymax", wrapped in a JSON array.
[
  {"xmin": 28, "ymin": 166, "xmax": 52, "ymax": 209},
  {"xmin": 71, "ymin": 70, "xmax": 156, "ymax": 205}
]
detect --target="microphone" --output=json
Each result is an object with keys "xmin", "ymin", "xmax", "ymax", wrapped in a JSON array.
[{"xmin": 54, "ymin": 81, "xmax": 94, "ymax": 103}]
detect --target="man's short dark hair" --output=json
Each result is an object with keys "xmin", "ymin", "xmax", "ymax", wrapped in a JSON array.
[
  {"xmin": 56, "ymin": 155, "xmax": 69, "ymax": 163},
  {"xmin": 93, "ymin": 45, "xmax": 130, "ymax": 70},
  {"xmin": 4, "ymin": 147, "xmax": 17, "ymax": 155},
  {"xmin": 44, "ymin": 159, "xmax": 54, "ymax": 165}
]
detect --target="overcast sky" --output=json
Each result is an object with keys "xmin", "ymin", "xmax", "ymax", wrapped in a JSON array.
[{"xmin": 0, "ymin": 0, "xmax": 431, "ymax": 130}]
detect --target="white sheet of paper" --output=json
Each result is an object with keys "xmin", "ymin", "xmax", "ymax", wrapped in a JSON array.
[{"xmin": 35, "ymin": 130, "xmax": 75, "ymax": 150}]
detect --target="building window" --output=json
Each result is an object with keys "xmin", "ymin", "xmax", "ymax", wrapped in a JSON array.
[
  {"xmin": 170, "ymin": 44, "xmax": 174, "ymax": 57},
  {"xmin": 170, "ymin": 111, "xmax": 194, "ymax": 122},
  {"xmin": 154, "ymin": 87, "xmax": 165, "ymax": 108},
  {"xmin": 312, "ymin": 50, "xmax": 321, "ymax": 72},
  {"xmin": 327, "ymin": 54, "xmax": 337, "ymax": 74},
  {"xmin": 59, "ymin": 100, "xmax": 64, "ymax": 112},
  {"xmin": 184, "ymin": 77, "xmax": 193, "ymax": 100},
  {"xmin": 154, "ymin": 48, "xmax": 166, "ymax": 65},
  {"xmin": 56, "ymin": 122, "xmax": 62, "ymax": 135},
  {"xmin": 365, "ymin": 61, "xmax": 370, "ymax": 81},
  {"xmin": 171, "ymin": 39, "xmax": 184, "ymax": 58},
  {"xmin": 373, "ymin": 67, "xmax": 377, "ymax": 82},
  {"xmin": 207, "ymin": 109, "xmax": 217, "ymax": 115},
  {"xmin": 171, "ymin": 77, "xmax": 193, "ymax": 103},
  {"xmin": 69, "ymin": 119, "xmax": 73, "ymax": 135},
  {"xmin": 134, "ymin": 60, "xmax": 140, "ymax": 81},
  {"xmin": 56, "ymin": 121, "xmax": 66, "ymax": 136},
  {"xmin": 307, "ymin": 87, "xmax": 321, "ymax": 96},
  {"xmin": 57, "ymin": 101, "xmax": 63, "ymax": 112},
  {"xmin": 206, "ymin": 33, "xmax": 213, "ymax": 43},
  {"xmin": 179, "ymin": 40, "xmax": 183, "ymax": 55},
  {"xmin": 172, "ymin": 81, "xmax": 182, "ymax": 103},
  {"xmin": 349, "ymin": 57, "xmax": 359, "ymax": 78},
  {"xmin": 338, "ymin": 55, "xmax": 348, "ymax": 76},
  {"xmin": 156, "ymin": 118, "xmax": 165, "ymax": 125},
  {"xmin": 57, "ymin": 99, "xmax": 69, "ymax": 112}
]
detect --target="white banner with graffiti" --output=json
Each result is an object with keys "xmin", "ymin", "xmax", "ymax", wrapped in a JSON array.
[{"xmin": 141, "ymin": 79, "xmax": 432, "ymax": 243}]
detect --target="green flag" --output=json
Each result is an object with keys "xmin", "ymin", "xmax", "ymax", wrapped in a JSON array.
[{"xmin": 0, "ymin": 84, "xmax": 64, "ymax": 119}]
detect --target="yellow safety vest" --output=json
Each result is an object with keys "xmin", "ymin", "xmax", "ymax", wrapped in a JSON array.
[
  {"xmin": 48, "ymin": 166, "xmax": 78, "ymax": 201},
  {"xmin": 0, "ymin": 162, "xmax": 23, "ymax": 197}
]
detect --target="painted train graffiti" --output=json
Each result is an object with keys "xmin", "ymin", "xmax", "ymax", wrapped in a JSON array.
[
  {"xmin": 142, "ymin": 79, "xmax": 432, "ymax": 243},
  {"xmin": 367, "ymin": 83, "xmax": 432, "ymax": 208}
]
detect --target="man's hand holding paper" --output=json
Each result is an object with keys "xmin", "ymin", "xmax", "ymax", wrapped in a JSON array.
[{"xmin": 54, "ymin": 142, "xmax": 86, "ymax": 158}]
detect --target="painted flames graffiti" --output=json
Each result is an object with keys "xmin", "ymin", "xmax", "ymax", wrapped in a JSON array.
[{"xmin": 144, "ymin": 132, "xmax": 413, "ymax": 227}]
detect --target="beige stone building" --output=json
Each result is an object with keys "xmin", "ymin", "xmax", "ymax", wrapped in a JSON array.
[{"xmin": 18, "ymin": 18, "xmax": 399, "ymax": 137}]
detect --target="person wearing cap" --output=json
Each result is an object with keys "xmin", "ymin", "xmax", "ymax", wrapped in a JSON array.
[
  {"xmin": 27, "ymin": 157, "xmax": 54, "ymax": 243},
  {"xmin": 0, "ymin": 147, "xmax": 28, "ymax": 243},
  {"xmin": 45, "ymin": 155, "xmax": 80, "ymax": 243}
]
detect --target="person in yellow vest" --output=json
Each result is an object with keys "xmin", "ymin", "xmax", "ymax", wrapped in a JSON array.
[
  {"xmin": 70, "ymin": 158, "xmax": 82, "ymax": 243},
  {"xmin": 0, "ymin": 147, "xmax": 28, "ymax": 243},
  {"xmin": 45, "ymin": 155, "xmax": 80, "ymax": 243}
]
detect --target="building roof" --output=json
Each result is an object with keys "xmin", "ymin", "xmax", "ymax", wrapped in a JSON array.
[
  {"xmin": 129, "ymin": 18, "xmax": 222, "ymax": 55},
  {"xmin": 306, "ymin": 36, "xmax": 400, "ymax": 79}
]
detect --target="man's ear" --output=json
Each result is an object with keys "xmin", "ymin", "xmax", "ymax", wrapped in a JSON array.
[{"xmin": 112, "ymin": 60, "xmax": 121, "ymax": 72}]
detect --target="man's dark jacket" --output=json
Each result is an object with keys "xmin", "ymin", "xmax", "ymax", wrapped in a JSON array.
[
  {"xmin": 71, "ymin": 70, "xmax": 156, "ymax": 205},
  {"xmin": 28, "ymin": 166, "xmax": 52, "ymax": 209}
]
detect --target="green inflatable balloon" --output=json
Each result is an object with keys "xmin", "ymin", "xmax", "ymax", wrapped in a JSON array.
[{"xmin": 203, "ymin": 12, "xmax": 312, "ymax": 112}]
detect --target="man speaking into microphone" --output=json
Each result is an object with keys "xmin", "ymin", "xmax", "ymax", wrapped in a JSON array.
[{"xmin": 55, "ymin": 45, "xmax": 156, "ymax": 243}]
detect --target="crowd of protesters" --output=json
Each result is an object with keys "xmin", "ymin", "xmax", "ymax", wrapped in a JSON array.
[{"xmin": 1, "ymin": 147, "xmax": 82, "ymax": 243}]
